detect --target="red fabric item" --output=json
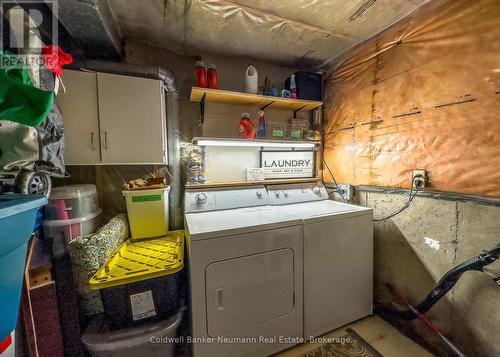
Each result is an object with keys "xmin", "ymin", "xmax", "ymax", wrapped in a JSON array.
[
  {"xmin": 41, "ymin": 45, "xmax": 73, "ymax": 76},
  {"xmin": 0, "ymin": 334, "xmax": 12, "ymax": 354}
]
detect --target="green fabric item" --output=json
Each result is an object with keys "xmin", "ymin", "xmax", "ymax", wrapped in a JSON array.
[{"xmin": 0, "ymin": 51, "xmax": 54, "ymax": 127}]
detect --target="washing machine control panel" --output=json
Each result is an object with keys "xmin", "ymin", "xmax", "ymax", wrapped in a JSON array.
[
  {"xmin": 185, "ymin": 191, "xmax": 217, "ymax": 212},
  {"xmin": 267, "ymin": 182, "xmax": 328, "ymax": 205},
  {"xmin": 185, "ymin": 186, "xmax": 269, "ymax": 213}
]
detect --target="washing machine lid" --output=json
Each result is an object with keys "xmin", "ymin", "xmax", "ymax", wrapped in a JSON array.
[
  {"xmin": 281, "ymin": 200, "xmax": 372, "ymax": 222},
  {"xmin": 185, "ymin": 205, "xmax": 302, "ymax": 241}
]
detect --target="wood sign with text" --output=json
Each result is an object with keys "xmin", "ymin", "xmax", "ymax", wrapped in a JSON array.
[{"xmin": 261, "ymin": 151, "xmax": 315, "ymax": 179}]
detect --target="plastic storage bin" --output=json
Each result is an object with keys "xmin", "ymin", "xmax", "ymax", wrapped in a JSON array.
[
  {"xmin": 43, "ymin": 208, "xmax": 102, "ymax": 258},
  {"xmin": 45, "ymin": 184, "xmax": 99, "ymax": 220},
  {"xmin": 0, "ymin": 194, "xmax": 47, "ymax": 342},
  {"xmin": 89, "ymin": 231, "xmax": 184, "ymax": 330},
  {"xmin": 123, "ymin": 187, "xmax": 170, "ymax": 239},
  {"xmin": 82, "ymin": 309, "xmax": 183, "ymax": 357}
]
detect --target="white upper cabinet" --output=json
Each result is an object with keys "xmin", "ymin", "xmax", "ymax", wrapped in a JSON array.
[
  {"xmin": 58, "ymin": 70, "xmax": 167, "ymax": 165},
  {"xmin": 57, "ymin": 70, "xmax": 101, "ymax": 165},
  {"xmin": 97, "ymin": 73, "xmax": 166, "ymax": 164}
]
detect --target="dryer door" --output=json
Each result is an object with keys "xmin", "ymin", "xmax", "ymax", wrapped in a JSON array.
[{"xmin": 205, "ymin": 248, "xmax": 294, "ymax": 337}]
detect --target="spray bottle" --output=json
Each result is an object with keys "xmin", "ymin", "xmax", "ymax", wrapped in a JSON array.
[{"xmin": 257, "ymin": 110, "xmax": 267, "ymax": 139}]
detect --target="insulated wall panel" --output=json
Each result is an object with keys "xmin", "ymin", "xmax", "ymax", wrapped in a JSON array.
[{"xmin": 323, "ymin": 0, "xmax": 500, "ymax": 197}]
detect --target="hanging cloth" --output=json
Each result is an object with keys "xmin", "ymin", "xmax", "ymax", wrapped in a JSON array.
[{"xmin": 0, "ymin": 51, "xmax": 54, "ymax": 127}]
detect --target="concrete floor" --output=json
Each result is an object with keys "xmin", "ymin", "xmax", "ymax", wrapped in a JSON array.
[{"xmin": 274, "ymin": 316, "xmax": 432, "ymax": 357}]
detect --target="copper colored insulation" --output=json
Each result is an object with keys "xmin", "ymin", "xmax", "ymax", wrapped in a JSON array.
[{"xmin": 323, "ymin": 0, "xmax": 500, "ymax": 197}]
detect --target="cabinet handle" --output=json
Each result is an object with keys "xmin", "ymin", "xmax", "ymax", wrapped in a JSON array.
[
  {"xmin": 216, "ymin": 288, "xmax": 224, "ymax": 311},
  {"xmin": 104, "ymin": 132, "xmax": 108, "ymax": 150},
  {"xmin": 90, "ymin": 132, "xmax": 96, "ymax": 150}
]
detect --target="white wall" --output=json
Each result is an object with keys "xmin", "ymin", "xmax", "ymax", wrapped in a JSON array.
[{"xmin": 204, "ymin": 146, "xmax": 261, "ymax": 181}]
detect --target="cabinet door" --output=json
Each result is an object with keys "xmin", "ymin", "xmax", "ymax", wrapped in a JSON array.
[
  {"xmin": 97, "ymin": 73, "xmax": 166, "ymax": 164},
  {"xmin": 57, "ymin": 70, "xmax": 101, "ymax": 165}
]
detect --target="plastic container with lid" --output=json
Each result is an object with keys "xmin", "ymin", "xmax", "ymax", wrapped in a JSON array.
[
  {"xmin": 45, "ymin": 184, "xmax": 99, "ymax": 220},
  {"xmin": 89, "ymin": 231, "xmax": 184, "ymax": 329},
  {"xmin": 0, "ymin": 194, "xmax": 47, "ymax": 342},
  {"xmin": 82, "ymin": 309, "xmax": 183, "ymax": 357},
  {"xmin": 43, "ymin": 208, "xmax": 103, "ymax": 258},
  {"xmin": 123, "ymin": 187, "xmax": 170, "ymax": 240}
]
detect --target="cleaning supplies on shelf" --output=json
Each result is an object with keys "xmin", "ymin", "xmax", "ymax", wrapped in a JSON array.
[
  {"xmin": 207, "ymin": 63, "xmax": 218, "ymax": 89},
  {"xmin": 195, "ymin": 61, "xmax": 207, "ymax": 88},
  {"xmin": 245, "ymin": 64, "xmax": 258, "ymax": 94},
  {"xmin": 257, "ymin": 110, "xmax": 267, "ymax": 139},
  {"xmin": 239, "ymin": 112, "xmax": 255, "ymax": 139}
]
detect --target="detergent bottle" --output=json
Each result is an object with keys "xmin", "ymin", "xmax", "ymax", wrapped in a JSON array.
[
  {"xmin": 195, "ymin": 61, "xmax": 207, "ymax": 87},
  {"xmin": 207, "ymin": 63, "xmax": 218, "ymax": 89},
  {"xmin": 238, "ymin": 113, "xmax": 255, "ymax": 139},
  {"xmin": 245, "ymin": 64, "xmax": 258, "ymax": 94}
]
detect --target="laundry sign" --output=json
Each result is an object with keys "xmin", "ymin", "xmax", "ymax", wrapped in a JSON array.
[{"xmin": 261, "ymin": 151, "xmax": 315, "ymax": 179}]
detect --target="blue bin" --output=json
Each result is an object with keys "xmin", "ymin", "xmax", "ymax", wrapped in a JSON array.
[{"xmin": 0, "ymin": 194, "xmax": 47, "ymax": 341}]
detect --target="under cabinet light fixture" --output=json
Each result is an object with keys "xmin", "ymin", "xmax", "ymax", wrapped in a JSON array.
[{"xmin": 193, "ymin": 137, "xmax": 318, "ymax": 149}]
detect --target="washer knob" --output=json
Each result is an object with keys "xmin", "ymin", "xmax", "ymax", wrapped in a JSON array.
[
  {"xmin": 195, "ymin": 193, "xmax": 208, "ymax": 205},
  {"xmin": 312, "ymin": 186, "xmax": 321, "ymax": 195},
  {"xmin": 256, "ymin": 191, "xmax": 263, "ymax": 199},
  {"xmin": 274, "ymin": 191, "xmax": 280, "ymax": 198},
  {"xmin": 283, "ymin": 191, "xmax": 289, "ymax": 198}
]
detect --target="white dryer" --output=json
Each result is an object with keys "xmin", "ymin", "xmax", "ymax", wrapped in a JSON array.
[
  {"xmin": 184, "ymin": 186, "xmax": 303, "ymax": 357},
  {"xmin": 268, "ymin": 183, "xmax": 373, "ymax": 338}
]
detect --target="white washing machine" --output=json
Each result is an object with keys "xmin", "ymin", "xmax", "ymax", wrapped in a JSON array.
[
  {"xmin": 267, "ymin": 183, "xmax": 373, "ymax": 338},
  {"xmin": 184, "ymin": 186, "xmax": 303, "ymax": 357}
]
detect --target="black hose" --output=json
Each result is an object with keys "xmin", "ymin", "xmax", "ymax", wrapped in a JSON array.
[{"xmin": 391, "ymin": 243, "xmax": 500, "ymax": 320}]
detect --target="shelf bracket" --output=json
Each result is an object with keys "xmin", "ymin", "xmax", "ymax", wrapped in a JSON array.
[
  {"xmin": 200, "ymin": 93, "xmax": 207, "ymax": 124},
  {"xmin": 260, "ymin": 100, "xmax": 275, "ymax": 111},
  {"xmin": 293, "ymin": 104, "xmax": 309, "ymax": 118}
]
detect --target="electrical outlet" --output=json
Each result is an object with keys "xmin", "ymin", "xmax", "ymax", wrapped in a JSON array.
[
  {"xmin": 337, "ymin": 184, "xmax": 353, "ymax": 200},
  {"xmin": 412, "ymin": 169, "xmax": 427, "ymax": 189}
]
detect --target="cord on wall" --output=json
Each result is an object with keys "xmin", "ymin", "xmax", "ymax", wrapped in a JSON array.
[
  {"xmin": 373, "ymin": 177, "xmax": 420, "ymax": 222},
  {"xmin": 322, "ymin": 158, "xmax": 348, "ymax": 202}
]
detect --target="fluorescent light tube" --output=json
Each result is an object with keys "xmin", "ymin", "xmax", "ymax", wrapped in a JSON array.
[{"xmin": 194, "ymin": 138, "xmax": 317, "ymax": 148}]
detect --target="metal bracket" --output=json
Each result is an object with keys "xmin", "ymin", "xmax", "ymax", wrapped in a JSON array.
[
  {"xmin": 200, "ymin": 93, "xmax": 206, "ymax": 124},
  {"xmin": 260, "ymin": 100, "xmax": 275, "ymax": 111},
  {"xmin": 293, "ymin": 104, "xmax": 308, "ymax": 118}
]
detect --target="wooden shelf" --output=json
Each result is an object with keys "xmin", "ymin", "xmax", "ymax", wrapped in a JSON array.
[
  {"xmin": 185, "ymin": 178, "xmax": 320, "ymax": 189},
  {"xmin": 190, "ymin": 87, "xmax": 323, "ymax": 112}
]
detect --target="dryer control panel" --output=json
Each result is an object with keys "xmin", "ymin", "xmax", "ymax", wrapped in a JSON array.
[
  {"xmin": 185, "ymin": 186, "xmax": 269, "ymax": 213},
  {"xmin": 267, "ymin": 182, "xmax": 328, "ymax": 205}
]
